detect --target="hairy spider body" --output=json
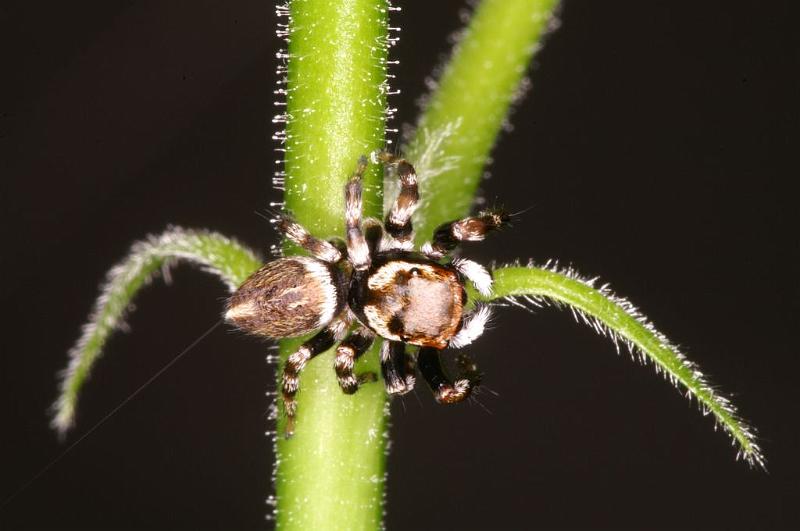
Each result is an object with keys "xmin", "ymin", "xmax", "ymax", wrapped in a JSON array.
[
  {"xmin": 226, "ymin": 257, "xmax": 345, "ymax": 338},
  {"xmin": 349, "ymin": 252, "xmax": 466, "ymax": 350},
  {"xmin": 226, "ymin": 152, "xmax": 509, "ymax": 435}
]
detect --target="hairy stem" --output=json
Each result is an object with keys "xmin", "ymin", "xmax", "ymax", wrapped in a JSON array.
[
  {"xmin": 52, "ymin": 228, "xmax": 261, "ymax": 435},
  {"xmin": 274, "ymin": 1, "xmax": 389, "ymax": 529},
  {"xmin": 405, "ymin": 0, "xmax": 559, "ymax": 241},
  {"xmin": 476, "ymin": 265, "xmax": 764, "ymax": 467}
]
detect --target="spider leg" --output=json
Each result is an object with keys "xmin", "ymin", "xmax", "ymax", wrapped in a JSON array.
[
  {"xmin": 274, "ymin": 214, "xmax": 343, "ymax": 263},
  {"xmin": 380, "ymin": 341, "xmax": 416, "ymax": 395},
  {"xmin": 451, "ymin": 258, "xmax": 493, "ymax": 297},
  {"xmin": 421, "ymin": 209, "xmax": 511, "ymax": 259},
  {"xmin": 373, "ymin": 151, "xmax": 418, "ymax": 249},
  {"xmin": 450, "ymin": 305, "xmax": 492, "ymax": 349},
  {"xmin": 345, "ymin": 156, "xmax": 371, "ymax": 270},
  {"xmin": 455, "ymin": 351, "xmax": 483, "ymax": 389},
  {"xmin": 418, "ymin": 347, "xmax": 479, "ymax": 404},
  {"xmin": 362, "ymin": 217, "xmax": 384, "ymax": 257},
  {"xmin": 403, "ymin": 347, "xmax": 418, "ymax": 390},
  {"xmin": 281, "ymin": 318, "xmax": 348, "ymax": 437},
  {"xmin": 326, "ymin": 236, "xmax": 347, "ymax": 258},
  {"xmin": 334, "ymin": 326, "xmax": 376, "ymax": 394}
]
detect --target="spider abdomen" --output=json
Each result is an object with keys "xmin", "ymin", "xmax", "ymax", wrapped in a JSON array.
[{"xmin": 225, "ymin": 256, "xmax": 344, "ymax": 338}]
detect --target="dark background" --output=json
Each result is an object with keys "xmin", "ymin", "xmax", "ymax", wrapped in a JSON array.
[{"xmin": 2, "ymin": 1, "xmax": 798, "ymax": 529}]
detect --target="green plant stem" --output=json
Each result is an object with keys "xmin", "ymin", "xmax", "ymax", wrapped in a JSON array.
[
  {"xmin": 406, "ymin": 0, "xmax": 559, "ymax": 241},
  {"xmin": 51, "ymin": 228, "xmax": 261, "ymax": 435},
  {"xmin": 475, "ymin": 265, "xmax": 763, "ymax": 467},
  {"xmin": 275, "ymin": 1, "xmax": 389, "ymax": 529}
]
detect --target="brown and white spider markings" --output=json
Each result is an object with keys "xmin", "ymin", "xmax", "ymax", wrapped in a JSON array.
[{"xmin": 225, "ymin": 151, "xmax": 510, "ymax": 435}]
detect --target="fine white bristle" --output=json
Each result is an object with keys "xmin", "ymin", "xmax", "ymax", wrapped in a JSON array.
[
  {"xmin": 450, "ymin": 305, "xmax": 492, "ymax": 349},
  {"xmin": 497, "ymin": 258, "xmax": 764, "ymax": 469},
  {"xmin": 452, "ymin": 258, "xmax": 493, "ymax": 296}
]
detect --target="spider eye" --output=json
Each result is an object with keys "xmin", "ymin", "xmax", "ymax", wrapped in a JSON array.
[{"xmin": 409, "ymin": 267, "xmax": 421, "ymax": 276}]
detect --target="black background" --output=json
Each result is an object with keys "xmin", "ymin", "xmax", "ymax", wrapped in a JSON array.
[{"xmin": 2, "ymin": 1, "xmax": 798, "ymax": 529}]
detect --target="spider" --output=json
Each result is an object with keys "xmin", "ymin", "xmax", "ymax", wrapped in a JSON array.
[{"xmin": 225, "ymin": 151, "xmax": 509, "ymax": 435}]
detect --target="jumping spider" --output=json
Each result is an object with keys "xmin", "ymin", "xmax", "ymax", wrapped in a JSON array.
[{"xmin": 225, "ymin": 151, "xmax": 509, "ymax": 435}]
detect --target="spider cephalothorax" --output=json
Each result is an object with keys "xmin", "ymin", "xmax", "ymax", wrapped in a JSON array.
[{"xmin": 225, "ymin": 151, "xmax": 509, "ymax": 435}]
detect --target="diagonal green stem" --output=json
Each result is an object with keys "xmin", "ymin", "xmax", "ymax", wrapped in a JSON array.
[
  {"xmin": 406, "ymin": 0, "xmax": 560, "ymax": 242},
  {"xmin": 274, "ymin": 1, "xmax": 389, "ymax": 529},
  {"xmin": 475, "ymin": 265, "xmax": 764, "ymax": 467},
  {"xmin": 51, "ymin": 227, "xmax": 261, "ymax": 435}
]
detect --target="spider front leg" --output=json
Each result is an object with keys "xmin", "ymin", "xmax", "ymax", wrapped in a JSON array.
[
  {"xmin": 418, "ymin": 347, "xmax": 480, "ymax": 404},
  {"xmin": 281, "ymin": 317, "xmax": 348, "ymax": 437},
  {"xmin": 362, "ymin": 217, "xmax": 384, "ymax": 256},
  {"xmin": 345, "ymin": 156, "xmax": 371, "ymax": 271},
  {"xmin": 373, "ymin": 151, "xmax": 419, "ymax": 249},
  {"xmin": 380, "ymin": 341, "xmax": 416, "ymax": 395},
  {"xmin": 421, "ymin": 210, "xmax": 511, "ymax": 260},
  {"xmin": 334, "ymin": 326, "xmax": 377, "ymax": 394}
]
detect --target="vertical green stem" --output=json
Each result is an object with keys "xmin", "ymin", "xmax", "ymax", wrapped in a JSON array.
[
  {"xmin": 406, "ymin": 0, "xmax": 559, "ymax": 241},
  {"xmin": 276, "ymin": 0, "xmax": 389, "ymax": 529}
]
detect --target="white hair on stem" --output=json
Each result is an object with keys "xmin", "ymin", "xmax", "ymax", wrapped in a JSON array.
[
  {"xmin": 51, "ymin": 226, "xmax": 261, "ymax": 436},
  {"xmin": 491, "ymin": 259, "xmax": 764, "ymax": 469}
]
